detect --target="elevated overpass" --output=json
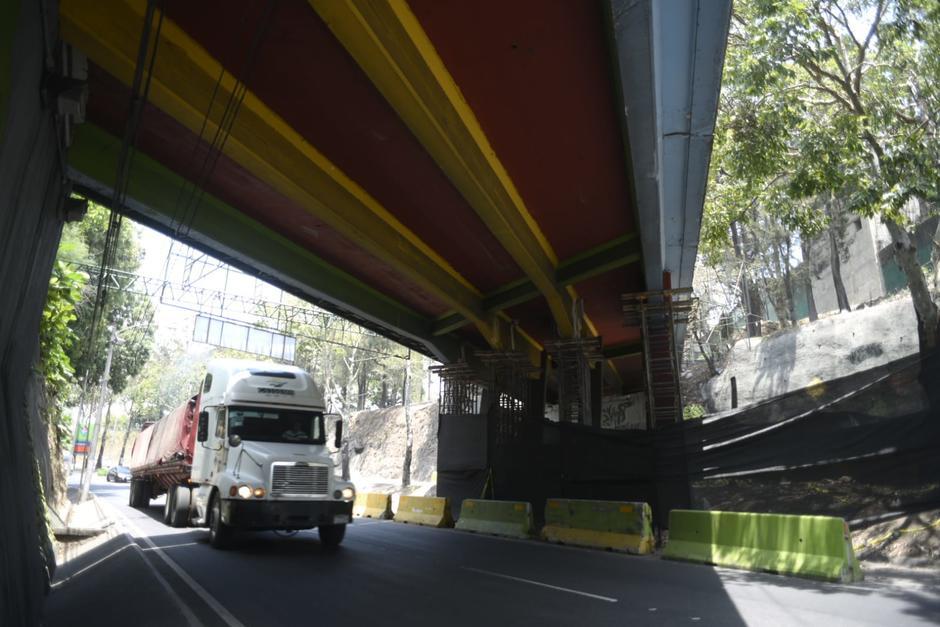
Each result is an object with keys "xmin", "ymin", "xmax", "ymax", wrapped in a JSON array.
[
  {"xmin": 61, "ymin": 0, "xmax": 729, "ymax": 394},
  {"xmin": 0, "ymin": 1, "xmax": 729, "ymax": 622}
]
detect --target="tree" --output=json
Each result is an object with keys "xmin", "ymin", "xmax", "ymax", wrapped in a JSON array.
[
  {"xmin": 64, "ymin": 201, "xmax": 155, "ymax": 395},
  {"xmin": 38, "ymin": 260, "xmax": 87, "ymax": 449},
  {"xmin": 708, "ymin": 0, "xmax": 940, "ymax": 347},
  {"xmin": 124, "ymin": 340, "xmax": 207, "ymax": 425}
]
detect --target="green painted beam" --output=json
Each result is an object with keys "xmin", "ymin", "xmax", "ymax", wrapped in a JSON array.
[
  {"xmin": 556, "ymin": 234, "xmax": 640, "ymax": 286},
  {"xmin": 602, "ymin": 341, "xmax": 642, "ymax": 359},
  {"xmin": 482, "ymin": 277, "xmax": 538, "ymax": 313},
  {"xmin": 436, "ymin": 234, "xmax": 642, "ymax": 334},
  {"xmin": 68, "ymin": 123, "xmax": 461, "ymax": 362},
  {"xmin": 432, "ymin": 312, "xmax": 467, "ymax": 337}
]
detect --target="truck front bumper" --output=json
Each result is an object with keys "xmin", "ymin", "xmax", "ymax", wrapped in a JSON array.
[{"xmin": 221, "ymin": 499, "xmax": 353, "ymax": 530}]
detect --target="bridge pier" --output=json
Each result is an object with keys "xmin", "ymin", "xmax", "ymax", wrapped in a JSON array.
[{"xmin": 0, "ymin": 0, "xmax": 79, "ymax": 623}]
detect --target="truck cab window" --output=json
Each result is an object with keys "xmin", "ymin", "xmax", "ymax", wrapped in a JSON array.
[
  {"xmin": 203, "ymin": 373, "xmax": 213, "ymax": 392},
  {"xmin": 227, "ymin": 407, "xmax": 325, "ymax": 445}
]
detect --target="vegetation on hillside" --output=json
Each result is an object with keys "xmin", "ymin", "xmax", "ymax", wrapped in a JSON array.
[{"xmin": 699, "ymin": 0, "xmax": 940, "ymax": 358}]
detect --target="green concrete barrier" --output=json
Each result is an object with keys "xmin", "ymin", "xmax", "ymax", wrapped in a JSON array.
[
  {"xmin": 541, "ymin": 499, "xmax": 654, "ymax": 554},
  {"xmin": 663, "ymin": 510, "xmax": 863, "ymax": 582},
  {"xmin": 455, "ymin": 499, "xmax": 533, "ymax": 539},
  {"xmin": 352, "ymin": 492, "xmax": 392, "ymax": 519},
  {"xmin": 394, "ymin": 495, "xmax": 454, "ymax": 528}
]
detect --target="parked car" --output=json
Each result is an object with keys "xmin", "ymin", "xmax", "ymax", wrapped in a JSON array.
[{"xmin": 106, "ymin": 465, "xmax": 131, "ymax": 483}]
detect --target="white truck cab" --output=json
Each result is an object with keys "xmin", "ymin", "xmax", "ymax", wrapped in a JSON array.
[{"xmin": 192, "ymin": 359, "xmax": 355, "ymax": 548}]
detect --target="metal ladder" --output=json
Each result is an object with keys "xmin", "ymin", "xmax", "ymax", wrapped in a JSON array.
[{"xmin": 623, "ymin": 288, "xmax": 693, "ymax": 428}]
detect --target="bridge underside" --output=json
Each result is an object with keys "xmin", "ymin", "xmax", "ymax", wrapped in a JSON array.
[{"xmin": 60, "ymin": 0, "xmax": 730, "ymax": 400}]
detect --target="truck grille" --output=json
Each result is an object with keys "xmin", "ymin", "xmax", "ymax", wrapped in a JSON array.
[{"xmin": 270, "ymin": 463, "xmax": 329, "ymax": 497}]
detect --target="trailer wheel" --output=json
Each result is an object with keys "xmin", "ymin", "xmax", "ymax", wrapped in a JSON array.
[
  {"xmin": 318, "ymin": 524, "xmax": 346, "ymax": 548},
  {"xmin": 163, "ymin": 487, "xmax": 176, "ymax": 525},
  {"xmin": 129, "ymin": 479, "xmax": 146, "ymax": 508},
  {"xmin": 170, "ymin": 486, "xmax": 192, "ymax": 528},
  {"xmin": 208, "ymin": 493, "xmax": 233, "ymax": 549}
]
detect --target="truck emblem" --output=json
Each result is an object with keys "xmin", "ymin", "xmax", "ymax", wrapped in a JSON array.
[{"xmin": 267, "ymin": 380, "xmax": 288, "ymax": 388}]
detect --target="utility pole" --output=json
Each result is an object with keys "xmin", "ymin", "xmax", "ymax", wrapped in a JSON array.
[
  {"xmin": 401, "ymin": 350, "xmax": 412, "ymax": 489},
  {"xmin": 80, "ymin": 326, "xmax": 116, "ymax": 502}
]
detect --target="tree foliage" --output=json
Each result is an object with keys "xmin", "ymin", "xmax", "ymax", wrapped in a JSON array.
[
  {"xmin": 61, "ymin": 201, "xmax": 155, "ymax": 394},
  {"xmin": 702, "ymin": 0, "xmax": 940, "ymax": 344},
  {"xmin": 38, "ymin": 260, "xmax": 87, "ymax": 446},
  {"xmin": 124, "ymin": 340, "xmax": 207, "ymax": 425}
]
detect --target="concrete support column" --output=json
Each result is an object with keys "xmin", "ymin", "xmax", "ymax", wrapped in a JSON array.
[{"xmin": 0, "ymin": 1, "xmax": 70, "ymax": 623}]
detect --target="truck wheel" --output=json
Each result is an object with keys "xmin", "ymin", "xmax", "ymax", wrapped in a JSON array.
[
  {"xmin": 129, "ymin": 479, "xmax": 146, "ymax": 508},
  {"xmin": 163, "ymin": 487, "xmax": 176, "ymax": 525},
  {"xmin": 318, "ymin": 524, "xmax": 346, "ymax": 548},
  {"xmin": 208, "ymin": 494, "xmax": 233, "ymax": 549},
  {"xmin": 170, "ymin": 487, "xmax": 192, "ymax": 528}
]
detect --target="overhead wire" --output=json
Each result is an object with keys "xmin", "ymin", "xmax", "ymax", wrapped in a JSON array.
[
  {"xmin": 173, "ymin": 0, "xmax": 279, "ymax": 240},
  {"xmin": 82, "ymin": 0, "xmax": 165, "ymax": 379}
]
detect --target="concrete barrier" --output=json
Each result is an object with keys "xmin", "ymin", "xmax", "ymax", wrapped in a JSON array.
[
  {"xmin": 455, "ymin": 499, "xmax": 533, "ymax": 539},
  {"xmin": 541, "ymin": 499, "xmax": 654, "ymax": 554},
  {"xmin": 394, "ymin": 496, "xmax": 454, "ymax": 528},
  {"xmin": 352, "ymin": 492, "xmax": 392, "ymax": 519},
  {"xmin": 663, "ymin": 510, "xmax": 863, "ymax": 582}
]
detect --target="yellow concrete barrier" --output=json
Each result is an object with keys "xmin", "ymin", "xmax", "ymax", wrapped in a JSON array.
[
  {"xmin": 394, "ymin": 495, "xmax": 454, "ymax": 528},
  {"xmin": 456, "ymin": 499, "xmax": 533, "ymax": 539},
  {"xmin": 352, "ymin": 492, "xmax": 392, "ymax": 519},
  {"xmin": 664, "ymin": 510, "xmax": 863, "ymax": 582},
  {"xmin": 541, "ymin": 498, "xmax": 654, "ymax": 554}
]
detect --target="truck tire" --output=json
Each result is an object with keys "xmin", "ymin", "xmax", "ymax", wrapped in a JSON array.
[
  {"xmin": 318, "ymin": 524, "xmax": 346, "ymax": 548},
  {"xmin": 208, "ymin": 493, "xmax": 233, "ymax": 549},
  {"xmin": 170, "ymin": 486, "xmax": 192, "ymax": 528},
  {"xmin": 129, "ymin": 479, "xmax": 149, "ymax": 508},
  {"xmin": 163, "ymin": 487, "xmax": 176, "ymax": 524}
]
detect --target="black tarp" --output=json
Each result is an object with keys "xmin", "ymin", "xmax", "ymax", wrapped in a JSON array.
[{"xmin": 436, "ymin": 352, "xmax": 940, "ymax": 530}]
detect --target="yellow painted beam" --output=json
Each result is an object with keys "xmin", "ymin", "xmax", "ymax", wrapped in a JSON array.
[
  {"xmin": 59, "ymin": 0, "xmax": 504, "ymax": 345},
  {"xmin": 311, "ymin": 0, "xmax": 578, "ymax": 338}
]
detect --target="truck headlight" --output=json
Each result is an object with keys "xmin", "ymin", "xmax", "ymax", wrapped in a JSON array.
[
  {"xmin": 253, "ymin": 487, "xmax": 265, "ymax": 498},
  {"xmin": 237, "ymin": 485, "xmax": 252, "ymax": 499},
  {"xmin": 341, "ymin": 487, "xmax": 355, "ymax": 501}
]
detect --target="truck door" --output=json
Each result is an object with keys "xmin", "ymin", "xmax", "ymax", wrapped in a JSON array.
[{"xmin": 191, "ymin": 406, "xmax": 225, "ymax": 483}]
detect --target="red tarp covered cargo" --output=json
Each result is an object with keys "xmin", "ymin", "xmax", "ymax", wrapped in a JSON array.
[{"xmin": 129, "ymin": 394, "xmax": 200, "ymax": 471}]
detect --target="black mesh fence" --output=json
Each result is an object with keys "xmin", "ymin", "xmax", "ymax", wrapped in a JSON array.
[{"xmin": 437, "ymin": 352, "xmax": 940, "ymax": 530}]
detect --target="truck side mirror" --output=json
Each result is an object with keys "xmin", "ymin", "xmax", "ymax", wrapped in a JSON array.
[
  {"xmin": 197, "ymin": 411, "xmax": 209, "ymax": 442},
  {"xmin": 334, "ymin": 419, "xmax": 343, "ymax": 449},
  {"xmin": 228, "ymin": 434, "xmax": 241, "ymax": 448}
]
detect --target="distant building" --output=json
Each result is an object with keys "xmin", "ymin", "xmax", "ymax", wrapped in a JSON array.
[{"xmin": 807, "ymin": 201, "xmax": 935, "ymax": 315}]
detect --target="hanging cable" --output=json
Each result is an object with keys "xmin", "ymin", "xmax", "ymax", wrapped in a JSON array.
[
  {"xmin": 173, "ymin": 0, "xmax": 279, "ymax": 239},
  {"xmin": 82, "ymin": 0, "xmax": 165, "ymax": 379}
]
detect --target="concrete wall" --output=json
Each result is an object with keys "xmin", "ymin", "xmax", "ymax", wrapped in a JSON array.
[
  {"xmin": 810, "ymin": 216, "xmax": 886, "ymax": 314},
  {"xmin": 705, "ymin": 296, "xmax": 919, "ymax": 411},
  {"xmin": 0, "ymin": 1, "xmax": 69, "ymax": 623}
]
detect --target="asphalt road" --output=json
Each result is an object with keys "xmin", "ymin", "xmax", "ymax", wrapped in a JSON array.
[{"xmin": 44, "ymin": 477, "xmax": 940, "ymax": 626}]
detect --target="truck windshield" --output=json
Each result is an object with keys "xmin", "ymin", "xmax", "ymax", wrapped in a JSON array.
[{"xmin": 227, "ymin": 407, "xmax": 325, "ymax": 445}]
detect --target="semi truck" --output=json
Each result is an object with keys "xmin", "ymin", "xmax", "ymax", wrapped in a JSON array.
[{"xmin": 127, "ymin": 359, "xmax": 355, "ymax": 548}]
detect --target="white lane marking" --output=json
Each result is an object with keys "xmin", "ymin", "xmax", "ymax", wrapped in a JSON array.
[
  {"xmin": 51, "ymin": 544, "xmax": 135, "ymax": 589},
  {"xmin": 56, "ymin": 521, "xmax": 201, "ymax": 627},
  {"xmin": 101, "ymin": 499, "xmax": 247, "ymax": 627},
  {"xmin": 463, "ymin": 567, "xmax": 619, "ymax": 603},
  {"xmin": 142, "ymin": 542, "xmax": 201, "ymax": 551}
]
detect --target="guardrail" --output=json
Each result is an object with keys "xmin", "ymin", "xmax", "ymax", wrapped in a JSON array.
[
  {"xmin": 394, "ymin": 495, "xmax": 454, "ymax": 528},
  {"xmin": 352, "ymin": 492, "xmax": 392, "ymax": 520},
  {"xmin": 663, "ymin": 509, "xmax": 863, "ymax": 582},
  {"xmin": 541, "ymin": 499, "xmax": 654, "ymax": 554},
  {"xmin": 455, "ymin": 499, "xmax": 533, "ymax": 539}
]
